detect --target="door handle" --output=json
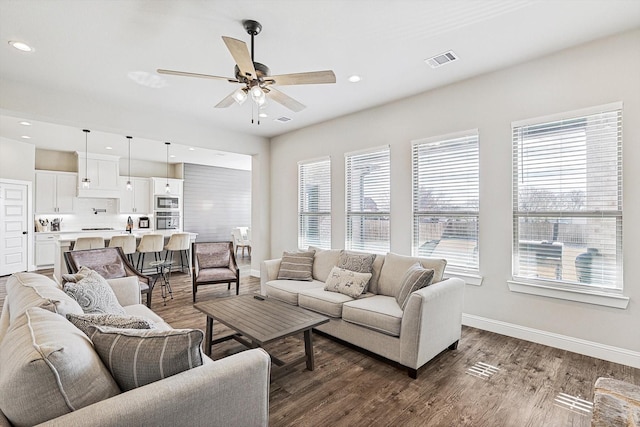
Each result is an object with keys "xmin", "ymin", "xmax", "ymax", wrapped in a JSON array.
[{"xmin": 22, "ymin": 231, "xmax": 28, "ymax": 235}]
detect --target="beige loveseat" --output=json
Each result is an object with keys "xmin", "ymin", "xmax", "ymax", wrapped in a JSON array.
[
  {"xmin": 0, "ymin": 272, "xmax": 270, "ymax": 427},
  {"xmin": 261, "ymin": 249, "xmax": 465, "ymax": 378}
]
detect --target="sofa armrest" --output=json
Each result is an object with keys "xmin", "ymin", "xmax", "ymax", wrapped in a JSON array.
[
  {"xmin": 260, "ymin": 258, "xmax": 282, "ymax": 295},
  {"xmin": 37, "ymin": 348, "xmax": 271, "ymax": 427},
  {"xmin": 106, "ymin": 276, "xmax": 141, "ymax": 306},
  {"xmin": 399, "ymin": 278, "xmax": 465, "ymax": 369}
]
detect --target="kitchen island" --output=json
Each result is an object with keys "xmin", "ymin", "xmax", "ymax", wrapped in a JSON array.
[{"xmin": 53, "ymin": 230, "xmax": 198, "ymax": 283}]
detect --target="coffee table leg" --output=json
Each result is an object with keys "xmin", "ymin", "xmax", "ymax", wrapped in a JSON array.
[
  {"xmin": 304, "ymin": 329, "xmax": 314, "ymax": 371},
  {"xmin": 204, "ymin": 316, "xmax": 213, "ymax": 357}
]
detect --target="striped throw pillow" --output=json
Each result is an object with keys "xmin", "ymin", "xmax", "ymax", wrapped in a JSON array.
[
  {"xmin": 395, "ymin": 263, "xmax": 435, "ymax": 310},
  {"xmin": 87, "ymin": 326, "xmax": 204, "ymax": 391},
  {"xmin": 277, "ymin": 250, "xmax": 315, "ymax": 281}
]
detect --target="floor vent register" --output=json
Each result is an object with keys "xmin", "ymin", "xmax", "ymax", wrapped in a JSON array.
[
  {"xmin": 466, "ymin": 362, "xmax": 500, "ymax": 379},
  {"xmin": 553, "ymin": 393, "xmax": 593, "ymax": 415}
]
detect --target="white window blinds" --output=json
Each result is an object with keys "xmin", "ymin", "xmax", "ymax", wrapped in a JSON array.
[
  {"xmin": 412, "ymin": 132, "xmax": 479, "ymax": 272},
  {"xmin": 345, "ymin": 147, "xmax": 390, "ymax": 253},
  {"xmin": 512, "ymin": 105, "xmax": 623, "ymax": 290},
  {"xmin": 298, "ymin": 158, "xmax": 331, "ymax": 249}
]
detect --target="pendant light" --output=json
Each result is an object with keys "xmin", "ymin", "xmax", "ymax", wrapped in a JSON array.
[
  {"xmin": 126, "ymin": 136, "xmax": 133, "ymax": 190},
  {"xmin": 81, "ymin": 129, "xmax": 91, "ymax": 189},
  {"xmin": 164, "ymin": 142, "xmax": 171, "ymax": 194}
]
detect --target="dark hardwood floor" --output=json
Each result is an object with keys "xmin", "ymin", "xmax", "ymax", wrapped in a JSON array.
[{"xmin": 1, "ymin": 261, "xmax": 638, "ymax": 426}]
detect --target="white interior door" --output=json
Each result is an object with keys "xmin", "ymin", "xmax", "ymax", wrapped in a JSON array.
[{"xmin": 0, "ymin": 182, "xmax": 29, "ymax": 276}]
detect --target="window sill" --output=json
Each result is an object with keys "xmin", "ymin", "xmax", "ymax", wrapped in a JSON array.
[
  {"xmin": 445, "ymin": 271, "xmax": 483, "ymax": 286},
  {"xmin": 507, "ymin": 280, "xmax": 629, "ymax": 309}
]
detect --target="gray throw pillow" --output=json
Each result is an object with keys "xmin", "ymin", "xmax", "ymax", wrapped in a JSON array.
[
  {"xmin": 337, "ymin": 250, "xmax": 376, "ymax": 274},
  {"xmin": 66, "ymin": 313, "xmax": 155, "ymax": 336},
  {"xmin": 324, "ymin": 266, "xmax": 372, "ymax": 298},
  {"xmin": 277, "ymin": 250, "xmax": 316, "ymax": 281},
  {"xmin": 395, "ymin": 263, "xmax": 435, "ymax": 310},
  {"xmin": 87, "ymin": 326, "xmax": 204, "ymax": 391},
  {"xmin": 63, "ymin": 268, "xmax": 126, "ymax": 315}
]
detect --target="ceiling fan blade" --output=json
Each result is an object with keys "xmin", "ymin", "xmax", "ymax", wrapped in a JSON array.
[
  {"xmin": 266, "ymin": 87, "xmax": 306, "ymax": 112},
  {"xmin": 222, "ymin": 36, "xmax": 257, "ymax": 80},
  {"xmin": 214, "ymin": 91, "xmax": 238, "ymax": 108},
  {"xmin": 269, "ymin": 70, "xmax": 336, "ymax": 86},
  {"xmin": 157, "ymin": 69, "xmax": 237, "ymax": 83}
]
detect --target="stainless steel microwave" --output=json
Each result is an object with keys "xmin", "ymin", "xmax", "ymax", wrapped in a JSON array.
[
  {"xmin": 156, "ymin": 211, "xmax": 180, "ymax": 230},
  {"xmin": 154, "ymin": 195, "xmax": 180, "ymax": 211}
]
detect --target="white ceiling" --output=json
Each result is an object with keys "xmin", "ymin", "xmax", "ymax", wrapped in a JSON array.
[{"xmin": 1, "ymin": 0, "xmax": 639, "ymax": 165}]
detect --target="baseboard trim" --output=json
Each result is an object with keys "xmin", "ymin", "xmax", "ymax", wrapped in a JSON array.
[
  {"xmin": 250, "ymin": 269, "xmax": 260, "ymax": 278},
  {"xmin": 462, "ymin": 313, "xmax": 640, "ymax": 369}
]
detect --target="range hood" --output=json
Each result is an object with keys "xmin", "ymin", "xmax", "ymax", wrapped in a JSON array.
[{"xmin": 75, "ymin": 152, "xmax": 121, "ymax": 198}]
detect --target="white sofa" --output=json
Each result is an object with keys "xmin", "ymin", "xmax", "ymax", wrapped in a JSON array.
[
  {"xmin": 0, "ymin": 272, "xmax": 270, "ymax": 427},
  {"xmin": 261, "ymin": 249, "xmax": 465, "ymax": 378}
]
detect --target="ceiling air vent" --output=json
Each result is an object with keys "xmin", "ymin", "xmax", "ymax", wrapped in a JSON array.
[
  {"xmin": 275, "ymin": 116, "xmax": 292, "ymax": 123},
  {"xmin": 425, "ymin": 50, "xmax": 458, "ymax": 69}
]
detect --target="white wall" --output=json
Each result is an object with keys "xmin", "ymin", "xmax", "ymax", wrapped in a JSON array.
[
  {"xmin": 0, "ymin": 137, "xmax": 35, "ymax": 182},
  {"xmin": 270, "ymin": 30, "xmax": 640, "ymax": 360}
]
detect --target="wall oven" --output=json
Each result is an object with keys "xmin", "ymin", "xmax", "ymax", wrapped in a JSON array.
[
  {"xmin": 154, "ymin": 195, "xmax": 180, "ymax": 211},
  {"xmin": 155, "ymin": 211, "xmax": 180, "ymax": 230}
]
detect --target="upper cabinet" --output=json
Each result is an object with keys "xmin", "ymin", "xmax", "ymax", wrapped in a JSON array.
[
  {"xmin": 35, "ymin": 171, "xmax": 77, "ymax": 213},
  {"xmin": 75, "ymin": 152, "xmax": 120, "ymax": 198},
  {"xmin": 151, "ymin": 177, "xmax": 183, "ymax": 197},
  {"xmin": 118, "ymin": 177, "xmax": 151, "ymax": 214}
]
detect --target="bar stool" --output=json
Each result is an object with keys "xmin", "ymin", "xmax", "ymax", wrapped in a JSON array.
[
  {"xmin": 73, "ymin": 237, "xmax": 105, "ymax": 251},
  {"xmin": 109, "ymin": 234, "xmax": 137, "ymax": 265},
  {"xmin": 164, "ymin": 232, "xmax": 191, "ymax": 273},
  {"xmin": 136, "ymin": 234, "xmax": 164, "ymax": 273}
]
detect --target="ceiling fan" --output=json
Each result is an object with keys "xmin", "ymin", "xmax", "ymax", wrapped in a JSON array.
[{"xmin": 157, "ymin": 19, "xmax": 336, "ymax": 120}]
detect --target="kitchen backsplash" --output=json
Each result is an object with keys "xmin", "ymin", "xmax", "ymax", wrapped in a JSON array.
[{"xmin": 35, "ymin": 198, "xmax": 151, "ymax": 232}]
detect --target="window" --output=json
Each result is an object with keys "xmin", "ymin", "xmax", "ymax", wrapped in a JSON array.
[
  {"xmin": 345, "ymin": 147, "xmax": 390, "ymax": 253},
  {"xmin": 412, "ymin": 131, "xmax": 479, "ymax": 272},
  {"xmin": 512, "ymin": 104, "xmax": 622, "ymax": 292},
  {"xmin": 298, "ymin": 158, "xmax": 331, "ymax": 249}
]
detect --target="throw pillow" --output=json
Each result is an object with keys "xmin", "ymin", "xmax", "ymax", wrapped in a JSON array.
[
  {"xmin": 395, "ymin": 263, "xmax": 435, "ymax": 310},
  {"xmin": 324, "ymin": 266, "xmax": 372, "ymax": 298},
  {"xmin": 337, "ymin": 250, "xmax": 376, "ymax": 274},
  {"xmin": 197, "ymin": 251, "xmax": 229, "ymax": 269},
  {"xmin": 87, "ymin": 326, "xmax": 204, "ymax": 391},
  {"xmin": 63, "ymin": 268, "xmax": 126, "ymax": 315},
  {"xmin": 277, "ymin": 250, "xmax": 315, "ymax": 281},
  {"xmin": 66, "ymin": 313, "xmax": 155, "ymax": 336}
]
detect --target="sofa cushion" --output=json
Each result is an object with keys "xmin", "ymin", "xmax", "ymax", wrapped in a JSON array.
[
  {"xmin": 66, "ymin": 313, "xmax": 156, "ymax": 336},
  {"xmin": 264, "ymin": 279, "xmax": 325, "ymax": 305},
  {"xmin": 377, "ymin": 252, "xmax": 446, "ymax": 297},
  {"xmin": 299, "ymin": 288, "xmax": 356, "ymax": 318},
  {"xmin": 324, "ymin": 266, "xmax": 371, "ymax": 298},
  {"xmin": 87, "ymin": 326, "xmax": 204, "ymax": 392},
  {"xmin": 368, "ymin": 254, "xmax": 385, "ymax": 294},
  {"xmin": 337, "ymin": 250, "xmax": 377, "ymax": 274},
  {"xmin": 6, "ymin": 272, "xmax": 83, "ymax": 323},
  {"xmin": 277, "ymin": 250, "xmax": 315, "ymax": 281},
  {"xmin": 309, "ymin": 246, "xmax": 341, "ymax": 282},
  {"xmin": 342, "ymin": 295, "xmax": 403, "ymax": 337},
  {"xmin": 63, "ymin": 268, "xmax": 126, "ymax": 315},
  {"xmin": 0, "ymin": 307, "xmax": 120, "ymax": 427},
  {"xmin": 395, "ymin": 264, "xmax": 435, "ymax": 310}
]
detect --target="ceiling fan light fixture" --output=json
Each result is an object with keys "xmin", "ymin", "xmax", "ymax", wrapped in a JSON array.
[
  {"xmin": 232, "ymin": 88, "xmax": 248, "ymax": 104},
  {"xmin": 250, "ymin": 85, "xmax": 265, "ymax": 104}
]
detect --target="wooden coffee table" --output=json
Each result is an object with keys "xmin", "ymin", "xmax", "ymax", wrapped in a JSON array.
[{"xmin": 194, "ymin": 295, "xmax": 329, "ymax": 371}]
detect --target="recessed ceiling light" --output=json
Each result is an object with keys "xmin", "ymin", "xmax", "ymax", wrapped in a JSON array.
[
  {"xmin": 21, "ymin": 135, "xmax": 31, "ymax": 139},
  {"xmin": 9, "ymin": 41, "xmax": 33, "ymax": 52},
  {"xmin": 169, "ymin": 154, "xmax": 176, "ymax": 158},
  {"xmin": 348, "ymin": 75, "xmax": 361, "ymax": 83},
  {"xmin": 19, "ymin": 121, "xmax": 31, "ymax": 126},
  {"xmin": 259, "ymin": 113, "xmax": 268, "ymax": 118},
  {"xmin": 105, "ymin": 146, "xmax": 113, "ymax": 150},
  {"xmin": 188, "ymin": 147, "xmax": 195, "ymax": 151}
]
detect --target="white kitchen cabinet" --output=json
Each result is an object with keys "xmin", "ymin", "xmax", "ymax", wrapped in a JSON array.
[
  {"xmin": 35, "ymin": 171, "xmax": 77, "ymax": 213},
  {"xmin": 76, "ymin": 152, "xmax": 120, "ymax": 198},
  {"xmin": 151, "ymin": 177, "xmax": 183, "ymax": 196},
  {"xmin": 35, "ymin": 233, "xmax": 59, "ymax": 267},
  {"xmin": 119, "ymin": 177, "xmax": 151, "ymax": 213}
]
